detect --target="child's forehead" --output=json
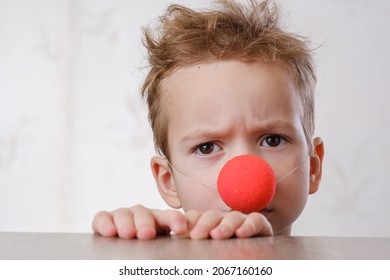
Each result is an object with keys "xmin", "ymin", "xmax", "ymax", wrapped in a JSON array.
[
  {"xmin": 160, "ymin": 60, "xmax": 299, "ymax": 102},
  {"xmin": 162, "ymin": 60, "xmax": 293, "ymax": 87},
  {"xmin": 160, "ymin": 60, "xmax": 303, "ymax": 122}
]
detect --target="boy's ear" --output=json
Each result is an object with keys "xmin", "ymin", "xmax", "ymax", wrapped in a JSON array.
[
  {"xmin": 150, "ymin": 156, "xmax": 182, "ymax": 209},
  {"xmin": 309, "ymin": 137, "xmax": 324, "ymax": 194}
]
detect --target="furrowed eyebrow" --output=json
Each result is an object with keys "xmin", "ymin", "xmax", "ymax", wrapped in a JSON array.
[
  {"xmin": 180, "ymin": 130, "xmax": 224, "ymax": 144},
  {"xmin": 179, "ymin": 120, "xmax": 300, "ymax": 144},
  {"xmin": 257, "ymin": 120, "xmax": 300, "ymax": 132}
]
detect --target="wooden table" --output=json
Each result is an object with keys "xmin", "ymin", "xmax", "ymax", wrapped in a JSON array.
[{"xmin": 1, "ymin": 232, "xmax": 389, "ymax": 259}]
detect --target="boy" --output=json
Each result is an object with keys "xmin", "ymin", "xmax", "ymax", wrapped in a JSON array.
[{"xmin": 92, "ymin": 0, "xmax": 324, "ymax": 240}]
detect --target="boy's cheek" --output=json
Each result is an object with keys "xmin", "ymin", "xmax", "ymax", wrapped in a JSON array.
[
  {"xmin": 270, "ymin": 180, "xmax": 309, "ymax": 219},
  {"xmin": 177, "ymin": 184, "xmax": 229, "ymax": 212}
]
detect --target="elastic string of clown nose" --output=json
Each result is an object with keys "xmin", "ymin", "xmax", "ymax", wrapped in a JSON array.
[
  {"xmin": 167, "ymin": 154, "xmax": 310, "ymax": 213},
  {"xmin": 167, "ymin": 161, "xmax": 216, "ymax": 189},
  {"xmin": 167, "ymin": 154, "xmax": 310, "ymax": 189}
]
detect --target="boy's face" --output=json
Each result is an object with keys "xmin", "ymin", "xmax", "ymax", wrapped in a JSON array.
[{"xmin": 152, "ymin": 60, "xmax": 322, "ymax": 235}]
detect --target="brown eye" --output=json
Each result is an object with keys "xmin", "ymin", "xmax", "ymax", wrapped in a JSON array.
[
  {"xmin": 198, "ymin": 142, "xmax": 215, "ymax": 154},
  {"xmin": 262, "ymin": 135, "xmax": 285, "ymax": 147}
]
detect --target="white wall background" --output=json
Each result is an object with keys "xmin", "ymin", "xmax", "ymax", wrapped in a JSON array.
[{"xmin": 0, "ymin": 0, "xmax": 389, "ymax": 237}]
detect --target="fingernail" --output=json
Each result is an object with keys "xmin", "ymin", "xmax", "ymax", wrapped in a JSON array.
[
  {"xmin": 172, "ymin": 221, "xmax": 186, "ymax": 233},
  {"xmin": 235, "ymin": 225, "xmax": 251, "ymax": 236},
  {"xmin": 190, "ymin": 224, "xmax": 208, "ymax": 239},
  {"xmin": 137, "ymin": 226, "xmax": 156, "ymax": 240},
  {"xmin": 211, "ymin": 225, "xmax": 232, "ymax": 239}
]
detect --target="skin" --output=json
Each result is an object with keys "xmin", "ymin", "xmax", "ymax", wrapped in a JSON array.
[{"xmin": 92, "ymin": 60, "xmax": 324, "ymax": 240}]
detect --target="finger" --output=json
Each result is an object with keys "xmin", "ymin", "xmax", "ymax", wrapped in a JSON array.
[
  {"xmin": 170, "ymin": 210, "xmax": 202, "ymax": 238},
  {"xmin": 152, "ymin": 209, "xmax": 188, "ymax": 236},
  {"xmin": 210, "ymin": 211, "xmax": 246, "ymax": 239},
  {"xmin": 235, "ymin": 212, "xmax": 273, "ymax": 238},
  {"xmin": 189, "ymin": 210, "xmax": 224, "ymax": 240},
  {"xmin": 111, "ymin": 208, "xmax": 136, "ymax": 239},
  {"xmin": 130, "ymin": 205, "xmax": 158, "ymax": 240},
  {"xmin": 92, "ymin": 210, "xmax": 117, "ymax": 237},
  {"xmin": 185, "ymin": 210, "xmax": 202, "ymax": 231}
]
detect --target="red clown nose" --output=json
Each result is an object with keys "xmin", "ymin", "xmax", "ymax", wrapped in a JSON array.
[{"xmin": 217, "ymin": 155, "xmax": 276, "ymax": 214}]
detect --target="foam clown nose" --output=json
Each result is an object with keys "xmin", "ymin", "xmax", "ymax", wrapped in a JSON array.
[{"xmin": 217, "ymin": 154, "xmax": 276, "ymax": 214}]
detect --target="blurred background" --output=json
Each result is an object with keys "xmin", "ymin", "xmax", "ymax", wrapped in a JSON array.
[{"xmin": 1, "ymin": 0, "xmax": 389, "ymax": 237}]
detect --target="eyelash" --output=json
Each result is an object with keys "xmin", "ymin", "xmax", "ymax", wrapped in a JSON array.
[
  {"xmin": 192, "ymin": 141, "xmax": 221, "ymax": 156},
  {"xmin": 260, "ymin": 134, "xmax": 288, "ymax": 148},
  {"xmin": 191, "ymin": 134, "xmax": 288, "ymax": 156}
]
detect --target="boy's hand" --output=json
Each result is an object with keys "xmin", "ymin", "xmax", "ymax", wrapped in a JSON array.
[
  {"xmin": 92, "ymin": 206, "xmax": 273, "ymax": 240},
  {"xmin": 185, "ymin": 210, "xmax": 273, "ymax": 239},
  {"xmin": 92, "ymin": 205, "xmax": 188, "ymax": 240}
]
